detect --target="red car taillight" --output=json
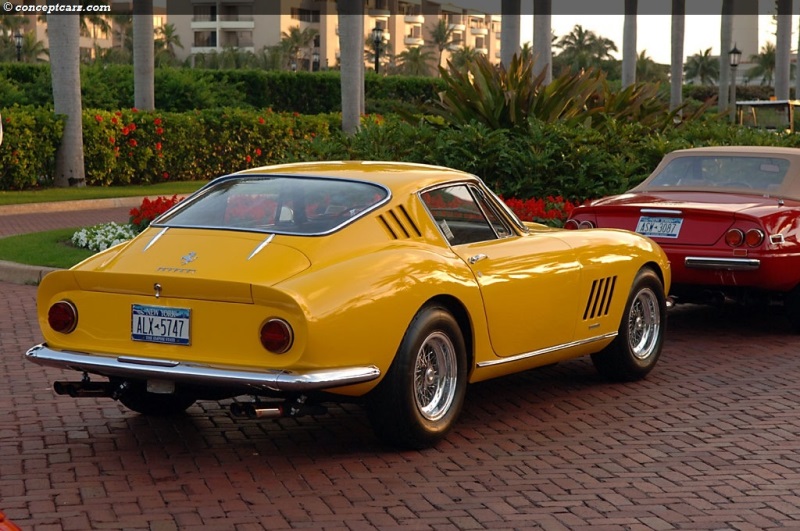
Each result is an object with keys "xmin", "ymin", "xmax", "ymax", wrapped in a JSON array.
[
  {"xmin": 725, "ymin": 228, "xmax": 765, "ymax": 248},
  {"xmin": 260, "ymin": 318, "xmax": 294, "ymax": 354},
  {"xmin": 48, "ymin": 300, "xmax": 78, "ymax": 334},
  {"xmin": 564, "ymin": 219, "xmax": 580, "ymax": 230}
]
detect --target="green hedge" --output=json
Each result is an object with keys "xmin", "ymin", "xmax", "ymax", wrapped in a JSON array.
[
  {"xmin": 4, "ymin": 105, "xmax": 800, "ymax": 199},
  {"xmin": 0, "ymin": 64, "xmax": 444, "ymax": 114}
]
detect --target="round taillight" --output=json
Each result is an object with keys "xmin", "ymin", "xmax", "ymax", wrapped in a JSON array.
[
  {"xmin": 48, "ymin": 300, "xmax": 77, "ymax": 334},
  {"xmin": 260, "ymin": 319, "xmax": 293, "ymax": 354},
  {"xmin": 725, "ymin": 228, "xmax": 744, "ymax": 247},
  {"xmin": 579, "ymin": 220, "xmax": 595, "ymax": 229},
  {"xmin": 564, "ymin": 219, "xmax": 580, "ymax": 230},
  {"xmin": 745, "ymin": 228, "xmax": 765, "ymax": 247}
]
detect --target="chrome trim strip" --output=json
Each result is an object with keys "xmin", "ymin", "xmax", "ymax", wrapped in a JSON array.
[
  {"xmin": 247, "ymin": 234, "xmax": 275, "ymax": 260},
  {"xmin": 685, "ymin": 257, "xmax": 761, "ymax": 271},
  {"xmin": 143, "ymin": 227, "xmax": 169, "ymax": 251},
  {"xmin": 476, "ymin": 332, "xmax": 617, "ymax": 368},
  {"xmin": 640, "ymin": 208, "xmax": 683, "ymax": 216},
  {"xmin": 26, "ymin": 344, "xmax": 381, "ymax": 392}
]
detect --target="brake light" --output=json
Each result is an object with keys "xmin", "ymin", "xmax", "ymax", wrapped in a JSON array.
[
  {"xmin": 260, "ymin": 318, "xmax": 294, "ymax": 353},
  {"xmin": 745, "ymin": 229, "xmax": 765, "ymax": 247},
  {"xmin": 578, "ymin": 220, "xmax": 595, "ymax": 229},
  {"xmin": 725, "ymin": 228, "xmax": 744, "ymax": 247},
  {"xmin": 564, "ymin": 219, "xmax": 580, "ymax": 230},
  {"xmin": 48, "ymin": 301, "xmax": 78, "ymax": 334}
]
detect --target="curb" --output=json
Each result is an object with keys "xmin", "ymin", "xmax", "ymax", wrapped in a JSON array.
[
  {"xmin": 0, "ymin": 196, "xmax": 145, "ymax": 216},
  {"xmin": 0, "ymin": 260, "xmax": 59, "ymax": 286}
]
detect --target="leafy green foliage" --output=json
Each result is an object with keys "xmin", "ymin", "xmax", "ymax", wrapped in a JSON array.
[{"xmin": 0, "ymin": 106, "xmax": 64, "ymax": 189}]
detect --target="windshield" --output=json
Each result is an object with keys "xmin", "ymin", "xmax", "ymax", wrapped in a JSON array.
[
  {"xmin": 642, "ymin": 155, "xmax": 791, "ymax": 195},
  {"xmin": 157, "ymin": 175, "xmax": 390, "ymax": 235}
]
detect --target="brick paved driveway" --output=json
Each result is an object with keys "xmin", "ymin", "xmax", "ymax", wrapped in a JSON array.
[{"xmin": 3, "ymin": 279, "xmax": 800, "ymax": 530}]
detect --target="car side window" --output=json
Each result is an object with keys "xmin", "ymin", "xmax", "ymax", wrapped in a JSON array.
[{"xmin": 421, "ymin": 184, "xmax": 508, "ymax": 245}]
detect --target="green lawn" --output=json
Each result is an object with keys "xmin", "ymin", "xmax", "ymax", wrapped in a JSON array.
[
  {"xmin": 0, "ymin": 181, "xmax": 207, "ymax": 206},
  {"xmin": 0, "ymin": 182, "xmax": 208, "ymax": 269},
  {"xmin": 0, "ymin": 228, "xmax": 94, "ymax": 269}
]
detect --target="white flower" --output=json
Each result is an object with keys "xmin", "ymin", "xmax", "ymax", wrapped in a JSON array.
[{"xmin": 72, "ymin": 222, "xmax": 138, "ymax": 253}]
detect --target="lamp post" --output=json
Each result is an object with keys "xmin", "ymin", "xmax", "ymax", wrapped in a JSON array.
[
  {"xmin": 312, "ymin": 51, "xmax": 320, "ymax": 72},
  {"xmin": 372, "ymin": 26, "xmax": 384, "ymax": 74},
  {"xmin": 729, "ymin": 44, "xmax": 742, "ymax": 123},
  {"xmin": 14, "ymin": 30, "xmax": 23, "ymax": 62}
]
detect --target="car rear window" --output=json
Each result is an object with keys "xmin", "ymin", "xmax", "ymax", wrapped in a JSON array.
[
  {"xmin": 645, "ymin": 155, "xmax": 791, "ymax": 194},
  {"xmin": 156, "ymin": 175, "xmax": 389, "ymax": 235}
]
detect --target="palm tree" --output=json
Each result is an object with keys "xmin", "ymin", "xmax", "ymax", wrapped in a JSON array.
[
  {"xmin": 685, "ymin": 48, "xmax": 719, "ymax": 85},
  {"xmin": 20, "ymin": 31, "xmax": 48, "ymax": 63},
  {"xmin": 363, "ymin": 33, "xmax": 391, "ymax": 72},
  {"xmin": 1, "ymin": 14, "xmax": 28, "ymax": 39},
  {"xmin": 428, "ymin": 18, "xmax": 456, "ymax": 71},
  {"xmin": 636, "ymin": 50, "xmax": 667, "ymax": 83},
  {"xmin": 110, "ymin": 14, "xmax": 133, "ymax": 55},
  {"xmin": 447, "ymin": 45, "xmax": 480, "ymax": 72},
  {"xmin": 396, "ymin": 46, "xmax": 435, "ymax": 76},
  {"xmin": 339, "ymin": 0, "xmax": 365, "ymax": 134},
  {"xmin": 533, "ymin": 0, "xmax": 552, "ymax": 84},
  {"xmin": 719, "ymin": 0, "xmax": 733, "ymax": 114},
  {"xmin": 670, "ymin": 0, "xmax": 685, "ymax": 112},
  {"xmin": 621, "ymin": 0, "xmax": 637, "ymax": 88},
  {"xmin": 155, "ymin": 23, "xmax": 183, "ymax": 65},
  {"xmin": 80, "ymin": 10, "xmax": 111, "ymax": 60},
  {"xmin": 499, "ymin": 0, "xmax": 521, "ymax": 69},
  {"xmin": 133, "ymin": 1, "xmax": 155, "ymax": 110},
  {"xmin": 775, "ymin": 0, "xmax": 791, "ymax": 99},
  {"xmin": 746, "ymin": 42, "xmax": 777, "ymax": 86},
  {"xmin": 281, "ymin": 25, "xmax": 318, "ymax": 71},
  {"xmin": 47, "ymin": 13, "xmax": 85, "ymax": 187},
  {"xmin": 554, "ymin": 24, "xmax": 617, "ymax": 73}
]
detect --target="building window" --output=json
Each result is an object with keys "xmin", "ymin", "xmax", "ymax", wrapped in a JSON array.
[
  {"xmin": 194, "ymin": 30, "xmax": 217, "ymax": 47},
  {"xmin": 290, "ymin": 8, "xmax": 320, "ymax": 23},
  {"xmin": 222, "ymin": 4, "xmax": 253, "ymax": 22},
  {"xmin": 193, "ymin": 4, "xmax": 217, "ymax": 22},
  {"xmin": 222, "ymin": 30, "xmax": 253, "ymax": 47}
]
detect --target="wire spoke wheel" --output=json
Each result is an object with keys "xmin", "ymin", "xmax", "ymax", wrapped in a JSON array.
[
  {"xmin": 628, "ymin": 288, "xmax": 661, "ymax": 360},
  {"xmin": 413, "ymin": 331, "xmax": 457, "ymax": 422}
]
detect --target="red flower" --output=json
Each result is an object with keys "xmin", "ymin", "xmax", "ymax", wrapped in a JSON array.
[
  {"xmin": 131, "ymin": 107, "xmax": 139, "ymax": 113},
  {"xmin": 128, "ymin": 139, "xmax": 137, "ymax": 147},
  {"xmin": 255, "ymin": 148, "xmax": 262, "ymax": 156},
  {"xmin": 154, "ymin": 117, "xmax": 162, "ymax": 125},
  {"xmin": 155, "ymin": 127, "xmax": 164, "ymax": 135},
  {"xmin": 155, "ymin": 142, "xmax": 162, "ymax": 151},
  {"xmin": 4, "ymin": 116, "xmax": 10, "ymax": 124},
  {"xmin": 128, "ymin": 123, "xmax": 137, "ymax": 131},
  {"xmin": 94, "ymin": 114, "xmax": 103, "ymax": 122},
  {"xmin": 245, "ymin": 155, "xmax": 252, "ymax": 163},
  {"xmin": 115, "ymin": 111, "xmax": 122, "ymax": 116},
  {"xmin": 108, "ymin": 137, "xmax": 115, "ymax": 144},
  {"xmin": 111, "ymin": 117, "xmax": 118, "ymax": 125},
  {"xmin": 258, "ymin": 117, "xmax": 265, "ymax": 124},
  {"xmin": 121, "ymin": 127, "xmax": 130, "ymax": 136},
  {"xmin": 163, "ymin": 172, "xmax": 169, "ymax": 180}
]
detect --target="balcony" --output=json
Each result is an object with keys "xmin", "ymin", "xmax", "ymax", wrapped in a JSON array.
[
  {"xmin": 368, "ymin": 9, "xmax": 390, "ymax": 20},
  {"xmin": 404, "ymin": 14, "xmax": 424, "ymax": 24},
  {"xmin": 475, "ymin": 47, "xmax": 488, "ymax": 55},
  {"xmin": 448, "ymin": 23, "xmax": 465, "ymax": 32},
  {"xmin": 471, "ymin": 27, "xmax": 488, "ymax": 36},
  {"xmin": 404, "ymin": 36, "xmax": 424, "ymax": 46}
]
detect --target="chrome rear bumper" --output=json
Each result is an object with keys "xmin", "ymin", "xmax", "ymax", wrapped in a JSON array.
[
  {"xmin": 685, "ymin": 257, "xmax": 760, "ymax": 271},
  {"xmin": 25, "ymin": 344, "xmax": 381, "ymax": 393}
]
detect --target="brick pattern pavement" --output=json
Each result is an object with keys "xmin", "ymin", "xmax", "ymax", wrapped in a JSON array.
[
  {"xmin": 4, "ymin": 277, "xmax": 800, "ymax": 530},
  {"xmin": 0, "ymin": 208, "xmax": 130, "ymax": 238}
]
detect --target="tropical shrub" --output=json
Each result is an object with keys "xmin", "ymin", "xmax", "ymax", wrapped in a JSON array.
[{"xmin": 129, "ymin": 195, "xmax": 182, "ymax": 233}]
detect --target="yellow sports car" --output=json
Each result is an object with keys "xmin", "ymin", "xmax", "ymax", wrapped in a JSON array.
[{"xmin": 27, "ymin": 161, "xmax": 671, "ymax": 449}]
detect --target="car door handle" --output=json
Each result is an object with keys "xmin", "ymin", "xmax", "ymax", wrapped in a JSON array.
[{"xmin": 468, "ymin": 254, "xmax": 487, "ymax": 264}]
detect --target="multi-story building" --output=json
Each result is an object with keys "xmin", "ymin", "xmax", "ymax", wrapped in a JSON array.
[{"xmin": 168, "ymin": 0, "xmax": 502, "ymax": 72}]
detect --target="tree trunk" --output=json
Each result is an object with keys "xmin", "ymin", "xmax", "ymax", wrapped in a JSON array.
[
  {"xmin": 622, "ymin": 0, "xmax": 637, "ymax": 88},
  {"xmin": 718, "ymin": 1, "xmax": 733, "ymax": 115},
  {"xmin": 133, "ymin": 0, "xmax": 155, "ymax": 110},
  {"xmin": 338, "ymin": 0, "xmax": 364, "ymax": 134},
  {"xmin": 533, "ymin": 0, "xmax": 552, "ymax": 84},
  {"xmin": 795, "ymin": 17, "xmax": 800, "ymax": 99},
  {"xmin": 775, "ymin": 0, "xmax": 791, "ymax": 100},
  {"xmin": 670, "ymin": 0, "xmax": 685, "ymax": 112},
  {"xmin": 48, "ymin": 13, "xmax": 85, "ymax": 188},
  {"xmin": 500, "ymin": 0, "xmax": 521, "ymax": 69}
]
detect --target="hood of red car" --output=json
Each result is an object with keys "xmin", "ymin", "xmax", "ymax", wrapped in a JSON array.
[{"xmin": 576, "ymin": 191, "xmax": 793, "ymax": 245}]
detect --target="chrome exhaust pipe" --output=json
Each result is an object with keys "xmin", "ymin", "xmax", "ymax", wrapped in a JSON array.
[{"xmin": 230, "ymin": 400, "xmax": 327, "ymax": 419}]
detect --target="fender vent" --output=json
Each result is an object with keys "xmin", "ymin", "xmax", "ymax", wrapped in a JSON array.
[
  {"xmin": 378, "ymin": 206, "xmax": 422, "ymax": 240},
  {"xmin": 583, "ymin": 276, "xmax": 617, "ymax": 320}
]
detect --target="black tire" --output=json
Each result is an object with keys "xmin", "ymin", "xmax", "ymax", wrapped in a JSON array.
[
  {"xmin": 366, "ymin": 305, "xmax": 468, "ymax": 449},
  {"xmin": 591, "ymin": 268, "xmax": 666, "ymax": 381},
  {"xmin": 116, "ymin": 380, "xmax": 196, "ymax": 416}
]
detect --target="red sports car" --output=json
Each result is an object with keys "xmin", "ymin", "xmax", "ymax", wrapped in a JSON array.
[{"xmin": 566, "ymin": 146, "xmax": 800, "ymax": 329}]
